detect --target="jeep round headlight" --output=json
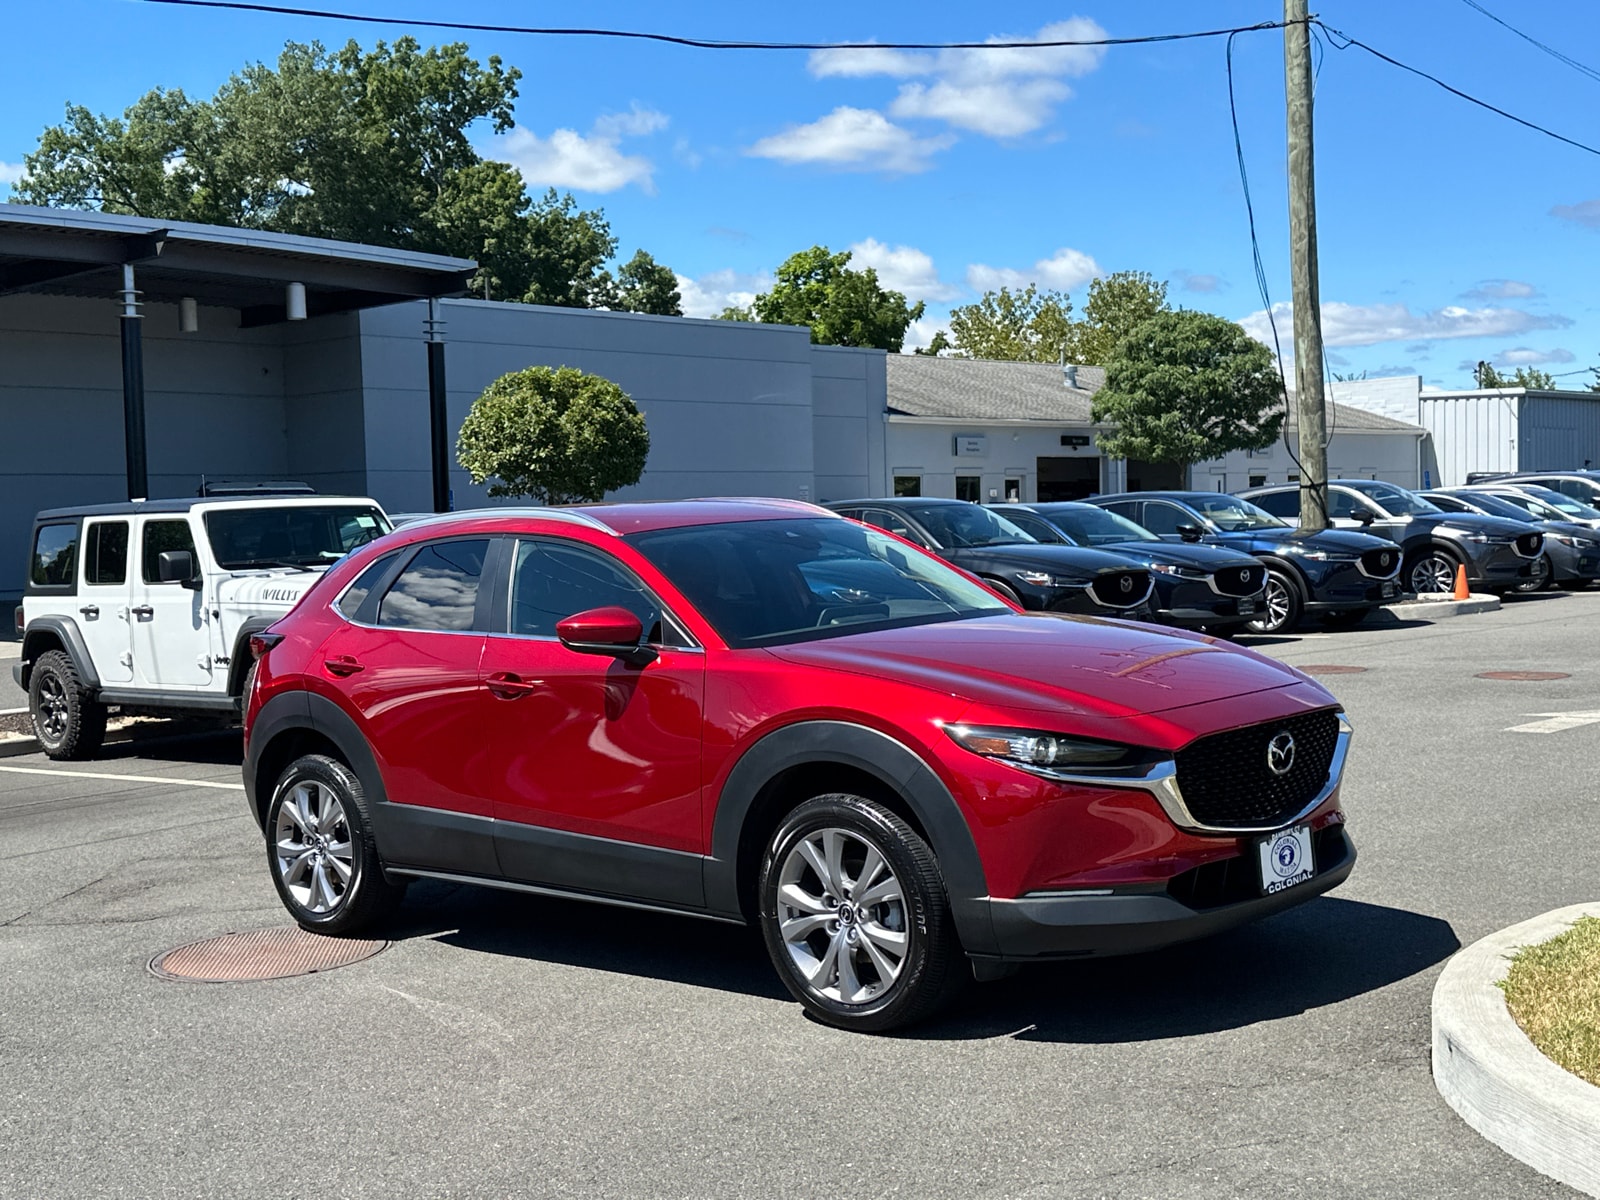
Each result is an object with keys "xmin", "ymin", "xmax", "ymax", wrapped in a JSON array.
[{"xmin": 945, "ymin": 724, "xmax": 1132, "ymax": 770}]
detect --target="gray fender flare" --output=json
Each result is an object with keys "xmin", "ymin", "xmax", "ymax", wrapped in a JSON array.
[
  {"xmin": 19, "ymin": 616, "xmax": 99, "ymax": 691},
  {"xmin": 704, "ymin": 720, "xmax": 997, "ymax": 956}
]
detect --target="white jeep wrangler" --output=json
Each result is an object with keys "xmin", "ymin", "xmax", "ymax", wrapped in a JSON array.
[{"xmin": 12, "ymin": 492, "xmax": 392, "ymax": 759}]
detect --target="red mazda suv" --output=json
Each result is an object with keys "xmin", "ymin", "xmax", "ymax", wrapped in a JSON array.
[{"xmin": 243, "ymin": 500, "xmax": 1356, "ymax": 1032}]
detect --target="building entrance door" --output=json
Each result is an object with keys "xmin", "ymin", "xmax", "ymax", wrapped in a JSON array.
[{"xmin": 1036, "ymin": 456, "xmax": 1101, "ymax": 501}]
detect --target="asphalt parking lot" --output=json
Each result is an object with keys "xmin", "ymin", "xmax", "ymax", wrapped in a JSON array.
[{"xmin": 2, "ymin": 595, "xmax": 1597, "ymax": 1198}]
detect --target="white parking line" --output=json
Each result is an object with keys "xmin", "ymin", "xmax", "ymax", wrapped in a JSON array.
[
  {"xmin": 0, "ymin": 765, "xmax": 245, "ymax": 791},
  {"xmin": 1506, "ymin": 711, "xmax": 1600, "ymax": 734}
]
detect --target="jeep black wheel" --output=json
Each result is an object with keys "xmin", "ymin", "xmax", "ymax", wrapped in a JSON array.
[
  {"xmin": 28, "ymin": 650, "xmax": 107, "ymax": 761},
  {"xmin": 759, "ymin": 793, "xmax": 966, "ymax": 1033}
]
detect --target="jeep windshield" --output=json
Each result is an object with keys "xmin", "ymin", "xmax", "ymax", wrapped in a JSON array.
[
  {"xmin": 204, "ymin": 505, "xmax": 391, "ymax": 570},
  {"xmin": 630, "ymin": 517, "xmax": 1011, "ymax": 648}
]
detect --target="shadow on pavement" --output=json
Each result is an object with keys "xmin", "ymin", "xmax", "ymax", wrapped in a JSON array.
[{"xmin": 100, "ymin": 727, "xmax": 244, "ymax": 767}]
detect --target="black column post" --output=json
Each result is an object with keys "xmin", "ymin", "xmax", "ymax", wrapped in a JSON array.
[
  {"xmin": 119, "ymin": 263, "xmax": 148, "ymax": 501},
  {"xmin": 426, "ymin": 298, "xmax": 450, "ymax": 512}
]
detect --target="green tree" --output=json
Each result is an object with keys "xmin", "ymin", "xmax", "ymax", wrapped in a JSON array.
[
  {"xmin": 519, "ymin": 189, "xmax": 619, "ymax": 308},
  {"xmin": 748, "ymin": 246, "xmax": 924, "ymax": 351},
  {"xmin": 944, "ymin": 285, "xmax": 1073, "ymax": 362},
  {"xmin": 611, "ymin": 250, "xmax": 682, "ymax": 316},
  {"xmin": 456, "ymin": 366, "xmax": 650, "ymax": 503},
  {"xmin": 913, "ymin": 330, "xmax": 952, "ymax": 356},
  {"xmin": 1091, "ymin": 310, "xmax": 1286, "ymax": 472},
  {"xmin": 1476, "ymin": 362, "xmax": 1557, "ymax": 389},
  {"xmin": 1061, "ymin": 271, "xmax": 1171, "ymax": 366}
]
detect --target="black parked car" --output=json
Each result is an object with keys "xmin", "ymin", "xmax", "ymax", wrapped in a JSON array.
[
  {"xmin": 825, "ymin": 499, "xmax": 1155, "ymax": 616},
  {"xmin": 1423, "ymin": 489, "xmax": 1600, "ymax": 591},
  {"xmin": 1240, "ymin": 480, "xmax": 1543, "ymax": 596},
  {"xmin": 992, "ymin": 502, "xmax": 1267, "ymax": 634},
  {"xmin": 1089, "ymin": 491, "xmax": 1402, "ymax": 634}
]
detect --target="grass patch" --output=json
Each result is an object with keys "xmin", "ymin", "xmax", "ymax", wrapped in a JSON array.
[{"xmin": 1499, "ymin": 916, "xmax": 1600, "ymax": 1088}]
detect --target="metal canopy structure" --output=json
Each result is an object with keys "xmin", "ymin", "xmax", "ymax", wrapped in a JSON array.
[{"xmin": 0, "ymin": 204, "xmax": 476, "ymax": 507}]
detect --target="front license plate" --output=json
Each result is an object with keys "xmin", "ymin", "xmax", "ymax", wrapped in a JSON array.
[
  {"xmin": 1258, "ymin": 825, "xmax": 1316, "ymax": 895},
  {"xmin": 1381, "ymin": 581, "xmax": 1398, "ymax": 598},
  {"xmin": 1237, "ymin": 599, "xmax": 1257, "ymax": 615}
]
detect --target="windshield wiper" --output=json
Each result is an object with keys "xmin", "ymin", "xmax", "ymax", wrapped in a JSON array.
[{"xmin": 229, "ymin": 559, "xmax": 313, "ymax": 572}]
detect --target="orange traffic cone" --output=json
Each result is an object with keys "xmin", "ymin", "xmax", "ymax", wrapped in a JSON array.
[{"xmin": 1452, "ymin": 564, "xmax": 1469, "ymax": 600}]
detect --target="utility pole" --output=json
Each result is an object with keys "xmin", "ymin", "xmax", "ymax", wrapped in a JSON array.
[{"xmin": 1285, "ymin": 0, "xmax": 1329, "ymax": 531}]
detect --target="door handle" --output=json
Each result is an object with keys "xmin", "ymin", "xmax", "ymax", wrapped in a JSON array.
[
  {"xmin": 323, "ymin": 655, "xmax": 364, "ymax": 677},
  {"xmin": 79, "ymin": 605, "xmax": 100, "ymax": 619},
  {"xmin": 130, "ymin": 605, "xmax": 154, "ymax": 620},
  {"xmin": 485, "ymin": 672, "xmax": 543, "ymax": 699}
]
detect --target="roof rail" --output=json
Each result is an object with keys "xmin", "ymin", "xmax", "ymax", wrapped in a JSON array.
[
  {"xmin": 197, "ymin": 479, "xmax": 316, "ymax": 497},
  {"xmin": 396, "ymin": 507, "xmax": 621, "ymax": 535}
]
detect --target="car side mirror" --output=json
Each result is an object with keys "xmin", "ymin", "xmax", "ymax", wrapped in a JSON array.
[
  {"xmin": 1176, "ymin": 524, "xmax": 1204, "ymax": 543},
  {"xmin": 556, "ymin": 606, "xmax": 656, "ymax": 666},
  {"xmin": 158, "ymin": 549, "xmax": 201, "ymax": 589},
  {"xmin": 1353, "ymin": 509, "xmax": 1376, "ymax": 526}
]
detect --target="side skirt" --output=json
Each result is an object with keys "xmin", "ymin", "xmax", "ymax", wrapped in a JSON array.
[{"xmin": 386, "ymin": 868, "xmax": 747, "ymax": 927}]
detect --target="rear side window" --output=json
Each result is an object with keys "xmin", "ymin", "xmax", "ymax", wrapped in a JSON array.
[
  {"xmin": 142, "ymin": 520, "xmax": 198, "ymax": 584},
  {"xmin": 30, "ymin": 524, "xmax": 79, "ymax": 587},
  {"xmin": 337, "ymin": 552, "xmax": 400, "ymax": 620},
  {"xmin": 1250, "ymin": 490, "xmax": 1299, "ymax": 519},
  {"xmin": 377, "ymin": 540, "xmax": 489, "ymax": 631},
  {"xmin": 84, "ymin": 521, "xmax": 130, "ymax": 585}
]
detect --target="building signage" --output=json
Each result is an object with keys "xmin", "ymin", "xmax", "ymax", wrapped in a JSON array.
[
  {"xmin": 1060, "ymin": 434, "xmax": 1092, "ymax": 448},
  {"xmin": 954, "ymin": 435, "xmax": 987, "ymax": 457}
]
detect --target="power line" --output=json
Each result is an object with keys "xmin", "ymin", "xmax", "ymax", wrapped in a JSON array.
[
  {"xmin": 1457, "ymin": 0, "xmax": 1600, "ymax": 85},
  {"xmin": 137, "ymin": 0, "xmax": 1291, "ymax": 51},
  {"xmin": 1316, "ymin": 21, "xmax": 1600, "ymax": 158}
]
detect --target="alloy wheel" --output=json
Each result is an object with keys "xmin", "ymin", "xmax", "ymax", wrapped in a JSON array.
[
  {"xmin": 775, "ymin": 827, "xmax": 909, "ymax": 1005},
  {"xmin": 1410, "ymin": 553, "xmax": 1456, "ymax": 594},
  {"xmin": 35, "ymin": 672, "xmax": 68, "ymax": 743},
  {"xmin": 1254, "ymin": 576, "xmax": 1292, "ymax": 632},
  {"xmin": 273, "ymin": 780, "xmax": 355, "ymax": 915}
]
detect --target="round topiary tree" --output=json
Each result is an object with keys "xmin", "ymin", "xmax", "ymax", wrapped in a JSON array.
[{"xmin": 456, "ymin": 365, "xmax": 650, "ymax": 504}]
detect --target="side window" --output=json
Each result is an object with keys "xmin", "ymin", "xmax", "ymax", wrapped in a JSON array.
[
  {"xmin": 1326, "ymin": 489, "xmax": 1367, "ymax": 519},
  {"xmin": 337, "ymin": 552, "xmax": 400, "ymax": 620},
  {"xmin": 84, "ymin": 521, "xmax": 130, "ymax": 586},
  {"xmin": 1099, "ymin": 501, "xmax": 1140, "ymax": 524},
  {"xmin": 141, "ymin": 520, "xmax": 198, "ymax": 584},
  {"xmin": 1250, "ymin": 490, "xmax": 1299, "ymax": 519},
  {"xmin": 1429, "ymin": 495, "xmax": 1468, "ymax": 513},
  {"xmin": 859, "ymin": 508, "xmax": 927, "ymax": 547},
  {"xmin": 30, "ymin": 523, "xmax": 80, "ymax": 588},
  {"xmin": 511, "ymin": 540, "xmax": 683, "ymax": 645},
  {"xmin": 377, "ymin": 539, "xmax": 489, "ymax": 632},
  {"xmin": 1005, "ymin": 512, "xmax": 1065, "ymax": 543},
  {"xmin": 1139, "ymin": 503, "xmax": 1188, "ymax": 536}
]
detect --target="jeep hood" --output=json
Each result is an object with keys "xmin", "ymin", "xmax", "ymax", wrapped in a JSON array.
[
  {"xmin": 765, "ymin": 613, "xmax": 1317, "ymax": 721},
  {"xmin": 216, "ymin": 569, "xmax": 326, "ymax": 610}
]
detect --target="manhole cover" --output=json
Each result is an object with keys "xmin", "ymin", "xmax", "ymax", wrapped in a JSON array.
[
  {"xmin": 150, "ymin": 927, "xmax": 387, "ymax": 983},
  {"xmin": 1475, "ymin": 671, "xmax": 1570, "ymax": 682},
  {"xmin": 1298, "ymin": 664, "xmax": 1369, "ymax": 675}
]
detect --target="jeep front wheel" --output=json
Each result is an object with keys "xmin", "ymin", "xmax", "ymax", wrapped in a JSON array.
[{"xmin": 29, "ymin": 650, "xmax": 107, "ymax": 760}]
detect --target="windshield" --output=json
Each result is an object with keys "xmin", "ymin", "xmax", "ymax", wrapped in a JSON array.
[
  {"xmin": 1344, "ymin": 480, "xmax": 1440, "ymax": 516},
  {"xmin": 1189, "ymin": 495, "xmax": 1287, "ymax": 532},
  {"xmin": 1451, "ymin": 492, "xmax": 1533, "ymax": 521},
  {"xmin": 905, "ymin": 504, "xmax": 1036, "ymax": 548},
  {"xmin": 629, "ymin": 517, "xmax": 1012, "ymax": 648},
  {"xmin": 1515, "ymin": 486, "xmax": 1600, "ymax": 521},
  {"xmin": 1039, "ymin": 505, "xmax": 1159, "ymax": 545},
  {"xmin": 204, "ymin": 505, "xmax": 391, "ymax": 569}
]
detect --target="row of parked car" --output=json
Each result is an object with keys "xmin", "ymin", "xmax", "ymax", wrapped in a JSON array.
[{"xmin": 826, "ymin": 470, "xmax": 1600, "ymax": 635}]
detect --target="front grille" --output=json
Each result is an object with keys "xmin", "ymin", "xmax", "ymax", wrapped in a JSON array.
[
  {"xmin": 1514, "ymin": 532, "xmax": 1543, "ymax": 558},
  {"xmin": 1358, "ymin": 547, "xmax": 1400, "ymax": 578},
  {"xmin": 1210, "ymin": 564, "xmax": 1265, "ymax": 597},
  {"xmin": 1088, "ymin": 569, "xmax": 1152, "ymax": 610},
  {"xmin": 1166, "ymin": 824, "xmax": 1350, "ymax": 909},
  {"xmin": 1173, "ymin": 709, "xmax": 1341, "ymax": 829}
]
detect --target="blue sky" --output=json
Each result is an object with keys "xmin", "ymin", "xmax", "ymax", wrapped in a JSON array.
[{"xmin": 3, "ymin": 0, "xmax": 1598, "ymax": 387}]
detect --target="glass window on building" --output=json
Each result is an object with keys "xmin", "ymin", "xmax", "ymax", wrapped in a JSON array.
[
  {"xmin": 955, "ymin": 476, "xmax": 981, "ymax": 503},
  {"xmin": 893, "ymin": 476, "xmax": 922, "ymax": 498}
]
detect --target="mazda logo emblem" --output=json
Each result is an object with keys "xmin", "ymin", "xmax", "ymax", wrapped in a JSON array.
[
  {"xmin": 1120, "ymin": 575, "xmax": 1133, "ymax": 593},
  {"xmin": 1267, "ymin": 731, "xmax": 1296, "ymax": 776}
]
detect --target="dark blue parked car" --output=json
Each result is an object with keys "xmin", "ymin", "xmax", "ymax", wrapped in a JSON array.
[
  {"xmin": 1090, "ymin": 491, "xmax": 1403, "ymax": 633},
  {"xmin": 992, "ymin": 502, "xmax": 1267, "ymax": 634}
]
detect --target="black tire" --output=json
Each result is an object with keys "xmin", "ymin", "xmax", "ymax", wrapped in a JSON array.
[
  {"xmin": 1321, "ymin": 607, "xmax": 1374, "ymax": 628},
  {"xmin": 1558, "ymin": 577, "xmax": 1593, "ymax": 591},
  {"xmin": 265, "ymin": 754, "xmax": 406, "ymax": 935},
  {"xmin": 982, "ymin": 578, "xmax": 1024, "ymax": 607},
  {"xmin": 1512, "ymin": 554, "xmax": 1553, "ymax": 595},
  {"xmin": 28, "ymin": 649, "xmax": 107, "ymax": 761},
  {"xmin": 1245, "ymin": 566, "xmax": 1304, "ymax": 634},
  {"xmin": 1406, "ymin": 545, "xmax": 1460, "ymax": 595},
  {"xmin": 759, "ymin": 793, "xmax": 966, "ymax": 1033}
]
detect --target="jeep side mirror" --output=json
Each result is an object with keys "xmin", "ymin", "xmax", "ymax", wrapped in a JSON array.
[
  {"xmin": 556, "ymin": 606, "xmax": 656, "ymax": 666},
  {"xmin": 158, "ymin": 549, "xmax": 200, "ymax": 589},
  {"xmin": 1176, "ymin": 524, "xmax": 1204, "ymax": 543}
]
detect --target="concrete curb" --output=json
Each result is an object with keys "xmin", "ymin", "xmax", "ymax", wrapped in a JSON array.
[
  {"xmin": 1433, "ymin": 903, "xmax": 1600, "ymax": 1197},
  {"xmin": 1391, "ymin": 593, "xmax": 1502, "ymax": 620}
]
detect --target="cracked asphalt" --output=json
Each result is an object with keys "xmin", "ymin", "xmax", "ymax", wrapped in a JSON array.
[{"xmin": 2, "ymin": 594, "xmax": 1597, "ymax": 1197}]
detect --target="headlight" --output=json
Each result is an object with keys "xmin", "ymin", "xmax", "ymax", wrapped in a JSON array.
[
  {"xmin": 1016, "ymin": 570, "xmax": 1085, "ymax": 588},
  {"xmin": 1457, "ymin": 531, "xmax": 1490, "ymax": 543},
  {"xmin": 1282, "ymin": 544, "xmax": 1331, "ymax": 560},
  {"xmin": 1553, "ymin": 535, "xmax": 1596, "ymax": 548},
  {"xmin": 946, "ymin": 724, "xmax": 1134, "ymax": 772},
  {"xmin": 1151, "ymin": 562, "xmax": 1208, "ymax": 579}
]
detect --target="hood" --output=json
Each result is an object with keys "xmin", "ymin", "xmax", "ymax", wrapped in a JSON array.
[
  {"xmin": 1215, "ymin": 527, "xmax": 1391, "ymax": 555},
  {"xmin": 1102, "ymin": 541, "xmax": 1259, "ymax": 570},
  {"xmin": 1431, "ymin": 513, "xmax": 1545, "ymax": 539},
  {"xmin": 766, "ymin": 613, "xmax": 1316, "ymax": 721},
  {"xmin": 1539, "ymin": 521, "xmax": 1600, "ymax": 543},
  {"xmin": 216, "ymin": 568, "xmax": 326, "ymax": 610},
  {"xmin": 946, "ymin": 543, "xmax": 1144, "ymax": 580}
]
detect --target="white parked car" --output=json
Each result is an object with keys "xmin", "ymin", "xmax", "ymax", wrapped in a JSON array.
[{"xmin": 12, "ymin": 492, "xmax": 392, "ymax": 758}]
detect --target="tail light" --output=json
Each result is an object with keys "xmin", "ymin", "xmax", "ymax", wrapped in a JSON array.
[
  {"xmin": 12, "ymin": 606, "xmax": 22, "ymax": 636},
  {"xmin": 249, "ymin": 632, "xmax": 284, "ymax": 660}
]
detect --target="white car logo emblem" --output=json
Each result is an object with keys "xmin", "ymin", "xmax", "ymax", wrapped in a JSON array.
[
  {"xmin": 1267, "ymin": 732, "xmax": 1296, "ymax": 776},
  {"xmin": 1120, "ymin": 576, "xmax": 1133, "ymax": 593}
]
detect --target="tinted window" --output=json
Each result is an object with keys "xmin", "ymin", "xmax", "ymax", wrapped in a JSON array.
[
  {"xmin": 205, "ymin": 505, "xmax": 390, "ymax": 569},
  {"xmin": 1448, "ymin": 493, "xmax": 1529, "ymax": 521},
  {"xmin": 338, "ymin": 552, "xmax": 400, "ymax": 619},
  {"xmin": 1000, "ymin": 511, "xmax": 1070, "ymax": 544},
  {"xmin": 858, "ymin": 508, "xmax": 927, "ymax": 546},
  {"xmin": 1425, "ymin": 494, "xmax": 1471, "ymax": 513},
  {"xmin": 30, "ymin": 524, "xmax": 78, "ymax": 587},
  {"xmin": 1343, "ymin": 480, "xmax": 1439, "ymax": 516},
  {"xmin": 904, "ymin": 504, "xmax": 1035, "ymax": 548},
  {"xmin": 142, "ymin": 520, "xmax": 197, "ymax": 584},
  {"xmin": 630, "ymin": 517, "xmax": 1009, "ymax": 648},
  {"xmin": 1326, "ymin": 489, "xmax": 1370, "ymax": 520},
  {"xmin": 1249, "ymin": 490, "xmax": 1300, "ymax": 519},
  {"xmin": 84, "ymin": 521, "xmax": 130, "ymax": 585},
  {"xmin": 377, "ymin": 540, "xmax": 489, "ymax": 631},
  {"xmin": 1189, "ymin": 495, "xmax": 1285, "ymax": 531},
  {"xmin": 1036, "ymin": 505, "xmax": 1157, "ymax": 545},
  {"xmin": 511, "ymin": 540, "xmax": 675, "ymax": 643},
  {"xmin": 1138, "ymin": 502, "xmax": 1191, "ymax": 536}
]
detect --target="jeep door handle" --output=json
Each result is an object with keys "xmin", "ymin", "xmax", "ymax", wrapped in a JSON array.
[
  {"xmin": 323, "ymin": 655, "xmax": 364, "ymax": 677},
  {"xmin": 79, "ymin": 605, "xmax": 99, "ymax": 619},
  {"xmin": 485, "ymin": 672, "xmax": 543, "ymax": 699},
  {"xmin": 130, "ymin": 605, "xmax": 154, "ymax": 620}
]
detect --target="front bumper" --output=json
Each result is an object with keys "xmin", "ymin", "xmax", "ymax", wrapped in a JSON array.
[
  {"xmin": 1153, "ymin": 577, "xmax": 1263, "ymax": 628},
  {"xmin": 1547, "ymin": 542, "xmax": 1600, "ymax": 583},
  {"xmin": 973, "ymin": 825, "xmax": 1356, "ymax": 960},
  {"xmin": 1035, "ymin": 582, "xmax": 1153, "ymax": 620},
  {"xmin": 1465, "ymin": 541, "xmax": 1536, "ymax": 588},
  {"xmin": 1302, "ymin": 559, "xmax": 1402, "ymax": 612}
]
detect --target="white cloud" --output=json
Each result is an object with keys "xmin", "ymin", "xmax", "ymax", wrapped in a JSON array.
[
  {"xmin": 494, "ymin": 106, "xmax": 667, "ymax": 194},
  {"xmin": 1239, "ymin": 300, "xmax": 1572, "ymax": 349},
  {"xmin": 846, "ymin": 238, "xmax": 960, "ymax": 301},
  {"xmin": 1551, "ymin": 199, "xmax": 1600, "ymax": 229},
  {"xmin": 0, "ymin": 161, "xmax": 24, "ymax": 187},
  {"xmin": 1173, "ymin": 269, "xmax": 1223, "ymax": 294},
  {"xmin": 674, "ymin": 268, "xmax": 773, "ymax": 319},
  {"xmin": 1462, "ymin": 279, "xmax": 1537, "ymax": 300},
  {"xmin": 808, "ymin": 19, "xmax": 1107, "ymax": 139},
  {"xmin": 901, "ymin": 317, "xmax": 950, "ymax": 353},
  {"xmin": 1496, "ymin": 346, "xmax": 1575, "ymax": 366},
  {"xmin": 965, "ymin": 247, "xmax": 1102, "ymax": 294},
  {"xmin": 746, "ymin": 107, "xmax": 953, "ymax": 174}
]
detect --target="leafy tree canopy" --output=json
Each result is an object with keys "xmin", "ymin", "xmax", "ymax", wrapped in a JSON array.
[
  {"xmin": 1091, "ymin": 310, "xmax": 1286, "ymax": 468},
  {"xmin": 456, "ymin": 366, "xmax": 650, "ymax": 504},
  {"xmin": 742, "ymin": 246, "xmax": 924, "ymax": 351},
  {"xmin": 1062, "ymin": 271, "xmax": 1170, "ymax": 366},
  {"xmin": 16, "ymin": 39, "xmax": 678, "ymax": 312},
  {"xmin": 1475, "ymin": 362, "xmax": 1556, "ymax": 389},
  {"xmin": 945, "ymin": 285, "xmax": 1073, "ymax": 362}
]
